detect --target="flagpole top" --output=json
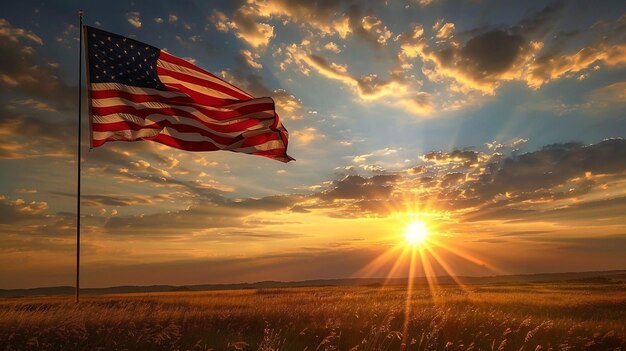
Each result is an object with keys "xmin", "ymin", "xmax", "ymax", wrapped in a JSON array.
[{"xmin": 78, "ymin": 9, "xmax": 84, "ymax": 17}]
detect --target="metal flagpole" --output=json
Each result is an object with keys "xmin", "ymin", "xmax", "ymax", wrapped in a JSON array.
[{"xmin": 76, "ymin": 9, "xmax": 83, "ymax": 304}]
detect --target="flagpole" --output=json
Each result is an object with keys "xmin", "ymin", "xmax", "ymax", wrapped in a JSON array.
[{"xmin": 76, "ymin": 9, "xmax": 83, "ymax": 304}]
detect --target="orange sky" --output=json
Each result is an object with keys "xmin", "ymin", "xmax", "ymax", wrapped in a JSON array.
[{"xmin": 1, "ymin": 0, "xmax": 625, "ymax": 288}]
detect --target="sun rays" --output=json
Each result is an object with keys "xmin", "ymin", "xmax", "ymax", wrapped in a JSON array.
[{"xmin": 353, "ymin": 205, "xmax": 501, "ymax": 347}]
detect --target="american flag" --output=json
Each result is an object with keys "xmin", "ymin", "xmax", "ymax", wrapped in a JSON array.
[{"xmin": 83, "ymin": 26, "xmax": 293, "ymax": 162}]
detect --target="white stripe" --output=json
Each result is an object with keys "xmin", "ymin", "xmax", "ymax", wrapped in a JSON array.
[
  {"xmin": 157, "ymin": 59, "xmax": 252, "ymax": 99},
  {"xmin": 93, "ymin": 127, "xmax": 284, "ymax": 151},
  {"xmin": 91, "ymin": 96, "xmax": 276, "ymax": 124},
  {"xmin": 92, "ymin": 113, "xmax": 275, "ymax": 137}
]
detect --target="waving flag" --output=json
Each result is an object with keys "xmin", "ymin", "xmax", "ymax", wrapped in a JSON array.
[{"xmin": 83, "ymin": 26, "xmax": 293, "ymax": 162}]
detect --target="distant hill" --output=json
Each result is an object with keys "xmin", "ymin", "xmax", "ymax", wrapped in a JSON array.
[{"xmin": 1, "ymin": 270, "xmax": 624, "ymax": 298}]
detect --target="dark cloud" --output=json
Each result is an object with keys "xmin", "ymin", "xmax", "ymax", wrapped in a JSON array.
[
  {"xmin": 0, "ymin": 197, "xmax": 47, "ymax": 224},
  {"xmin": 0, "ymin": 20, "xmax": 74, "ymax": 111},
  {"xmin": 405, "ymin": 3, "xmax": 564, "ymax": 94},
  {"xmin": 474, "ymin": 139, "xmax": 626, "ymax": 199},
  {"xmin": 459, "ymin": 30, "xmax": 525, "ymax": 79},
  {"xmin": 423, "ymin": 149, "xmax": 481, "ymax": 167},
  {"xmin": 320, "ymin": 174, "xmax": 396, "ymax": 200}
]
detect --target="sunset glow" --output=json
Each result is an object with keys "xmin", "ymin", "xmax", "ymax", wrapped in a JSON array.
[{"xmin": 0, "ymin": 1, "xmax": 625, "ymax": 290}]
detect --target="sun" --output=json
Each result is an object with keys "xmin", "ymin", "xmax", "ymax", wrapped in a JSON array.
[{"xmin": 404, "ymin": 220, "xmax": 429, "ymax": 245}]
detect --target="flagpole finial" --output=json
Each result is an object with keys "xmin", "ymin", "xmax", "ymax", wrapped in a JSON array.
[{"xmin": 78, "ymin": 9, "xmax": 83, "ymax": 17}]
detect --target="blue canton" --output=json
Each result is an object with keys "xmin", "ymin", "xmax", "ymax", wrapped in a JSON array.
[{"xmin": 85, "ymin": 26, "xmax": 165, "ymax": 90}]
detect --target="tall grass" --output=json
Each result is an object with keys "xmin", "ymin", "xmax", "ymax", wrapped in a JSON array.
[{"xmin": 1, "ymin": 282, "xmax": 624, "ymax": 350}]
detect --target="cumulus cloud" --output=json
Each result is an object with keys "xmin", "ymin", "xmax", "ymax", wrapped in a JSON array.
[
  {"xmin": 324, "ymin": 41, "xmax": 341, "ymax": 53},
  {"xmin": 360, "ymin": 16, "xmax": 393, "ymax": 45},
  {"xmin": 435, "ymin": 22, "xmax": 455, "ymax": 39},
  {"xmin": 241, "ymin": 49, "xmax": 263, "ymax": 69},
  {"xmin": 0, "ymin": 18, "xmax": 42, "ymax": 44},
  {"xmin": 210, "ymin": 8, "xmax": 274, "ymax": 48},
  {"xmin": 293, "ymin": 127, "xmax": 323, "ymax": 144},
  {"xmin": 0, "ymin": 20, "xmax": 74, "ymax": 112},
  {"xmin": 408, "ymin": 3, "xmax": 626, "ymax": 96},
  {"xmin": 528, "ymin": 42, "xmax": 626, "ymax": 88},
  {"xmin": 282, "ymin": 42, "xmax": 433, "ymax": 115},
  {"xmin": 125, "ymin": 12, "xmax": 142, "ymax": 28}
]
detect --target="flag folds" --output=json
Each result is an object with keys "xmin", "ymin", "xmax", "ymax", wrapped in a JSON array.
[{"xmin": 83, "ymin": 26, "xmax": 293, "ymax": 162}]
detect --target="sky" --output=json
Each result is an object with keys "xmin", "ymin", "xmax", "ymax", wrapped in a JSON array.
[{"xmin": 1, "ymin": 0, "xmax": 625, "ymax": 289}]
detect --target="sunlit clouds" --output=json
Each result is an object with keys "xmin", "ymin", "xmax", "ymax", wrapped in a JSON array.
[{"xmin": 1, "ymin": 1, "xmax": 625, "ymax": 288}]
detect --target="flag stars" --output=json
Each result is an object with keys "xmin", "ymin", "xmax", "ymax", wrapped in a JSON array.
[{"xmin": 88, "ymin": 29, "xmax": 162, "ymax": 89}]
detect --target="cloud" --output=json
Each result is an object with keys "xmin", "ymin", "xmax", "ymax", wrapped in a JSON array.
[
  {"xmin": 360, "ymin": 16, "xmax": 392, "ymax": 45},
  {"xmin": 0, "ymin": 196, "xmax": 47, "ymax": 224},
  {"xmin": 125, "ymin": 12, "xmax": 142, "ymax": 28},
  {"xmin": 210, "ymin": 8, "xmax": 274, "ymax": 48},
  {"xmin": 242, "ymin": 0, "xmax": 354, "ymax": 38},
  {"xmin": 0, "ymin": 18, "xmax": 42, "ymax": 44},
  {"xmin": 323, "ymin": 42, "xmax": 341, "ymax": 53},
  {"xmin": 589, "ymin": 82, "xmax": 626, "ymax": 105},
  {"xmin": 528, "ymin": 42, "xmax": 626, "ymax": 89},
  {"xmin": 0, "ymin": 21, "xmax": 74, "ymax": 112},
  {"xmin": 0, "ymin": 105, "xmax": 74, "ymax": 159},
  {"xmin": 103, "ymin": 194, "xmax": 301, "ymax": 236},
  {"xmin": 292, "ymin": 127, "xmax": 323, "ymax": 144},
  {"xmin": 422, "ymin": 149, "xmax": 482, "ymax": 167},
  {"xmin": 283, "ymin": 42, "xmax": 433, "ymax": 115},
  {"xmin": 409, "ymin": 3, "xmax": 626, "ymax": 96},
  {"xmin": 417, "ymin": 29, "xmax": 541, "ymax": 94},
  {"xmin": 241, "ymin": 49, "xmax": 263, "ymax": 69},
  {"xmin": 436, "ymin": 22, "xmax": 455, "ymax": 39},
  {"xmin": 319, "ymin": 174, "xmax": 399, "ymax": 201}
]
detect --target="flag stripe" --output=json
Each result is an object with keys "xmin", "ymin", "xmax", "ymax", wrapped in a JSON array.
[
  {"xmin": 91, "ymin": 96, "xmax": 276, "ymax": 124},
  {"xmin": 92, "ymin": 127, "xmax": 283, "ymax": 151},
  {"xmin": 90, "ymin": 83, "xmax": 270, "ymax": 111},
  {"xmin": 159, "ymin": 51, "xmax": 252, "ymax": 98},
  {"xmin": 92, "ymin": 114, "xmax": 276, "ymax": 137},
  {"xmin": 157, "ymin": 58, "xmax": 251, "ymax": 100}
]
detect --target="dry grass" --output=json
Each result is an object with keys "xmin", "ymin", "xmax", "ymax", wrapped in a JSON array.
[{"xmin": 1, "ymin": 282, "xmax": 625, "ymax": 350}]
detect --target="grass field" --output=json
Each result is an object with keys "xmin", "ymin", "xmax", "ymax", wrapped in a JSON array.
[{"xmin": 1, "ymin": 282, "xmax": 625, "ymax": 350}]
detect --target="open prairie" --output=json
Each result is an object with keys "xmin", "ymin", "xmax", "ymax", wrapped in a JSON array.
[{"xmin": 1, "ymin": 282, "xmax": 625, "ymax": 350}]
